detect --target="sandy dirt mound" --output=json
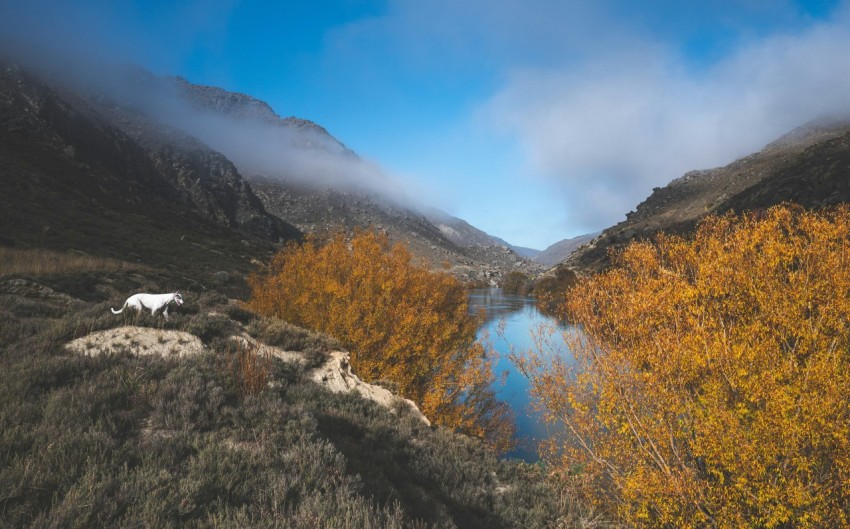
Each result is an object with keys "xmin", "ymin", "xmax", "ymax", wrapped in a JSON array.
[
  {"xmin": 65, "ymin": 326, "xmax": 205, "ymax": 357},
  {"xmin": 229, "ymin": 333, "xmax": 306, "ymax": 365},
  {"xmin": 309, "ymin": 351, "xmax": 431, "ymax": 426},
  {"xmin": 66, "ymin": 326, "xmax": 430, "ymax": 425}
]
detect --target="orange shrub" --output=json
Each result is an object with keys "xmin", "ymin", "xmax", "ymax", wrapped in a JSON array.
[
  {"xmin": 247, "ymin": 230, "xmax": 513, "ymax": 450},
  {"xmin": 517, "ymin": 205, "xmax": 850, "ymax": 527}
]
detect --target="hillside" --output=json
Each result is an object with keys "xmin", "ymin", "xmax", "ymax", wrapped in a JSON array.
[
  {"xmin": 0, "ymin": 260, "xmax": 578, "ymax": 527},
  {"xmin": 0, "ymin": 57, "xmax": 301, "ymax": 293},
  {"xmin": 143, "ymin": 71, "xmax": 541, "ymax": 282},
  {"xmin": 567, "ymin": 118, "xmax": 850, "ymax": 273}
]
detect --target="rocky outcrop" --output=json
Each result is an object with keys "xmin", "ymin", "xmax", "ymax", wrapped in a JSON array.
[
  {"xmin": 144, "ymin": 142, "xmax": 298, "ymax": 242},
  {"xmin": 229, "ymin": 332, "xmax": 305, "ymax": 365},
  {"xmin": 171, "ymin": 76, "xmax": 280, "ymax": 122}
]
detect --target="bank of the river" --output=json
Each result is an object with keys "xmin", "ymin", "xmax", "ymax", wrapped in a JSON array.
[{"xmin": 469, "ymin": 288, "xmax": 575, "ymax": 461}]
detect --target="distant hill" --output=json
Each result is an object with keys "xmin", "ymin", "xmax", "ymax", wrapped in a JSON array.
[
  {"xmin": 567, "ymin": 118, "xmax": 850, "ymax": 273},
  {"xmin": 489, "ymin": 237, "xmax": 541, "ymax": 260},
  {"xmin": 532, "ymin": 232, "xmax": 599, "ymax": 268}
]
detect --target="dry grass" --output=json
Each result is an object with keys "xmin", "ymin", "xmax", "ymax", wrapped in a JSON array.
[
  {"xmin": 233, "ymin": 341, "xmax": 273, "ymax": 397},
  {"xmin": 0, "ymin": 247, "xmax": 144, "ymax": 277},
  {"xmin": 0, "ymin": 283, "xmax": 573, "ymax": 529}
]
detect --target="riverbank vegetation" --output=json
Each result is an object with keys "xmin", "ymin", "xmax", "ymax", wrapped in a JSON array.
[
  {"xmin": 531, "ymin": 265, "xmax": 579, "ymax": 314},
  {"xmin": 499, "ymin": 271, "xmax": 533, "ymax": 296},
  {"xmin": 247, "ymin": 231, "xmax": 515, "ymax": 452},
  {"xmin": 517, "ymin": 204, "xmax": 850, "ymax": 527}
]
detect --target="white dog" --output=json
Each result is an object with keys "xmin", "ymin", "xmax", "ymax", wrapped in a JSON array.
[{"xmin": 111, "ymin": 292, "xmax": 184, "ymax": 319}]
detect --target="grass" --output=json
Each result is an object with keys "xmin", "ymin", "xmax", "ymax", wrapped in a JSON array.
[
  {"xmin": 0, "ymin": 266, "xmax": 605, "ymax": 528},
  {"xmin": 0, "ymin": 247, "xmax": 145, "ymax": 277}
]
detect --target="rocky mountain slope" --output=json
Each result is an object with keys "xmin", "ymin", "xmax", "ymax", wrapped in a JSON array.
[
  {"xmin": 1, "ymin": 52, "xmax": 537, "ymax": 284},
  {"xmin": 567, "ymin": 118, "xmax": 850, "ymax": 273},
  {"xmin": 161, "ymin": 73, "xmax": 540, "ymax": 282},
  {"xmin": 533, "ymin": 232, "xmax": 599, "ymax": 268},
  {"xmin": 425, "ymin": 211, "xmax": 541, "ymax": 258},
  {"xmin": 250, "ymin": 177, "xmax": 542, "ymax": 282},
  {"xmin": 0, "ymin": 58, "xmax": 298, "ymax": 287}
]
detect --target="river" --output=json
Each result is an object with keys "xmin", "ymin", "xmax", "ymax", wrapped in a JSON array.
[{"xmin": 469, "ymin": 288, "xmax": 576, "ymax": 461}]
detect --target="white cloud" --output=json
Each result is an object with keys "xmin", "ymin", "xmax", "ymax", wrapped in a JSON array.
[{"xmin": 484, "ymin": 6, "xmax": 850, "ymax": 230}]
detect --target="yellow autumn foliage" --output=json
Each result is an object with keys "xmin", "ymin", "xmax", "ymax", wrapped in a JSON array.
[
  {"xmin": 517, "ymin": 205, "xmax": 850, "ymax": 527},
  {"xmin": 247, "ymin": 230, "xmax": 514, "ymax": 451}
]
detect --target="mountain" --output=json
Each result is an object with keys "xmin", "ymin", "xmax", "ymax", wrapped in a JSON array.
[
  {"xmin": 434, "ymin": 216, "xmax": 540, "ymax": 261},
  {"xmin": 0, "ymin": 53, "xmax": 538, "ymax": 285},
  {"xmin": 426, "ymin": 210, "xmax": 504, "ymax": 248},
  {"xmin": 155, "ymin": 73, "xmax": 542, "ymax": 283},
  {"xmin": 423, "ymin": 210, "xmax": 539, "ymax": 257},
  {"xmin": 0, "ymin": 57, "xmax": 299, "ymax": 288},
  {"xmin": 250, "ymin": 179, "xmax": 543, "ymax": 283},
  {"xmin": 427, "ymin": 213, "xmax": 542, "ymax": 259},
  {"xmin": 500, "ymin": 243, "xmax": 541, "ymax": 260},
  {"xmin": 533, "ymin": 232, "xmax": 599, "ymax": 268},
  {"xmin": 567, "ymin": 118, "xmax": 850, "ymax": 273}
]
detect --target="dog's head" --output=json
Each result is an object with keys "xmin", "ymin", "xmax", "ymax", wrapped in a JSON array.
[{"xmin": 174, "ymin": 292, "xmax": 184, "ymax": 305}]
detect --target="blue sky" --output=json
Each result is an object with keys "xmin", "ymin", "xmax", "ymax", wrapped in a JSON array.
[{"xmin": 3, "ymin": 0, "xmax": 850, "ymax": 249}]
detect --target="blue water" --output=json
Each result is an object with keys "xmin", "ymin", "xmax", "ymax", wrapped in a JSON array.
[{"xmin": 469, "ymin": 288, "xmax": 576, "ymax": 461}]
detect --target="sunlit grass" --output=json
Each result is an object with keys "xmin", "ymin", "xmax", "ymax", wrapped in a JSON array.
[{"xmin": 0, "ymin": 247, "xmax": 144, "ymax": 277}]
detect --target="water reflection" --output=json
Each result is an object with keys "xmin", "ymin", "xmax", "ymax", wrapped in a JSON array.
[
  {"xmin": 468, "ymin": 288, "xmax": 537, "ymax": 324},
  {"xmin": 469, "ymin": 288, "xmax": 574, "ymax": 462}
]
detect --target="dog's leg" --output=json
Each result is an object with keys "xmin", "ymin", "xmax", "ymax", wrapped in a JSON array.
[{"xmin": 163, "ymin": 303, "xmax": 170, "ymax": 320}]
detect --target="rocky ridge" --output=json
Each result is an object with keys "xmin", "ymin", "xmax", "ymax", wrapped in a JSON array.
[
  {"xmin": 60, "ymin": 66, "xmax": 301, "ymax": 242},
  {"xmin": 149, "ymin": 69, "xmax": 541, "ymax": 282}
]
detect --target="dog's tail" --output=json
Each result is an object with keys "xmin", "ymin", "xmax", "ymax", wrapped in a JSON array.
[{"xmin": 111, "ymin": 302, "xmax": 127, "ymax": 315}]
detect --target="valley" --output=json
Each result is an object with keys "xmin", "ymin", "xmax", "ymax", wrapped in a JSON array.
[{"xmin": 6, "ymin": 41, "xmax": 850, "ymax": 529}]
